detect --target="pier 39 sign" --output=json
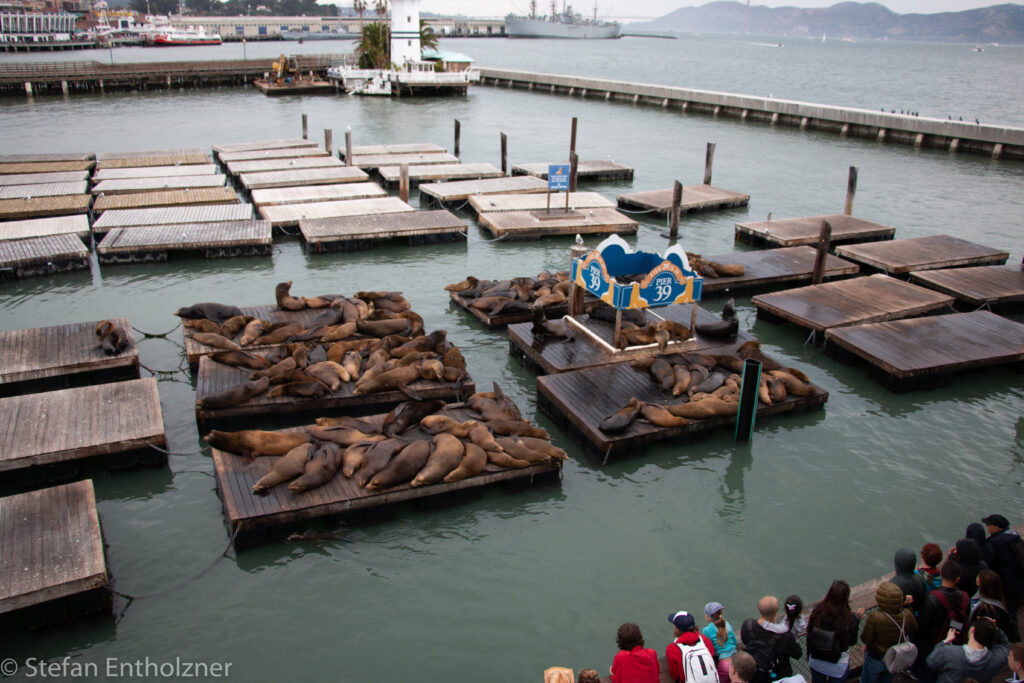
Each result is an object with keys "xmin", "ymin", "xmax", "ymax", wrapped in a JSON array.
[{"xmin": 571, "ymin": 235, "xmax": 703, "ymax": 310}]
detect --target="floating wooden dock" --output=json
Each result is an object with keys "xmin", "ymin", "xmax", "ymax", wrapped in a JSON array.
[
  {"xmin": 0, "ymin": 194, "xmax": 91, "ymax": 220},
  {"xmin": 351, "ymin": 152, "xmax": 459, "ymax": 170},
  {"xmin": 259, "ymin": 196, "xmax": 413, "ymax": 228},
  {"xmin": 469, "ymin": 191, "xmax": 616, "ymax": 215},
  {"xmin": 91, "ymin": 174, "xmax": 227, "ymax": 195},
  {"xmin": 211, "ymin": 404, "xmax": 558, "ymax": 545},
  {"xmin": 536, "ymin": 348, "xmax": 828, "ymax": 457},
  {"xmin": 0, "ymin": 318, "xmax": 138, "ymax": 396},
  {"xmin": 251, "ymin": 182, "xmax": 387, "ymax": 208},
  {"xmin": 735, "ymin": 214, "xmax": 896, "ymax": 248},
  {"xmin": 824, "ymin": 311, "xmax": 1024, "ymax": 392},
  {"xmin": 508, "ymin": 304, "xmax": 755, "ymax": 375},
  {"xmin": 834, "ymin": 234, "xmax": 1009, "ymax": 275},
  {"xmin": 219, "ymin": 147, "xmax": 329, "ymax": 163},
  {"xmin": 239, "ymin": 167, "xmax": 369, "ymax": 191},
  {"xmin": 91, "ymin": 203, "xmax": 254, "ymax": 234},
  {"xmin": 95, "ymin": 147, "xmax": 207, "ymax": 162},
  {"xmin": 377, "ymin": 163, "xmax": 504, "ymax": 188},
  {"xmin": 617, "ymin": 184, "xmax": 750, "ymax": 216},
  {"xmin": 478, "ymin": 207, "xmax": 638, "ymax": 240},
  {"xmin": 0, "ymin": 234, "xmax": 89, "ymax": 278},
  {"xmin": 419, "ymin": 175, "xmax": 548, "ymax": 207},
  {"xmin": 0, "ymin": 215, "xmax": 90, "ymax": 242},
  {"xmin": 97, "ymin": 221, "xmax": 273, "ymax": 264},
  {"xmin": 212, "ymin": 139, "xmax": 320, "ymax": 156},
  {"xmin": 339, "ymin": 142, "xmax": 446, "ymax": 160},
  {"xmin": 0, "ymin": 378, "xmax": 166, "ymax": 473},
  {"xmin": 253, "ymin": 78, "xmax": 335, "ymax": 96},
  {"xmin": 195, "ymin": 355, "xmax": 475, "ymax": 424},
  {"xmin": 91, "ymin": 187, "xmax": 240, "ymax": 214},
  {"xmin": 696, "ymin": 246, "xmax": 860, "ymax": 297},
  {"xmin": 300, "ymin": 210, "xmax": 466, "ymax": 251},
  {"xmin": 0, "ymin": 171, "xmax": 89, "ymax": 185},
  {"xmin": 225, "ymin": 155, "xmax": 344, "ymax": 177},
  {"xmin": 91, "ymin": 164, "xmax": 220, "ymax": 181},
  {"xmin": 94, "ymin": 153, "xmax": 211, "ymax": 170},
  {"xmin": 0, "ymin": 181, "xmax": 88, "ymax": 199},
  {"xmin": 449, "ymin": 290, "xmax": 599, "ymax": 327},
  {"xmin": 0, "ymin": 153, "xmax": 94, "ymax": 163},
  {"xmin": 0, "ymin": 480, "xmax": 109, "ymax": 618},
  {"xmin": 0, "ymin": 160, "xmax": 95, "ymax": 175},
  {"xmin": 909, "ymin": 264, "xmax": 1024, "ymax": 312},
  {"xmin": 181, "ymin": 303, "xmax": 324, "ymax": 365},
  {"xmin": 752, "ymin": 273, "xmax": 955, "ymax": 334},
  {"xmin": 512, "ymin": 160, "xmax": 634, "ymax": 181}
]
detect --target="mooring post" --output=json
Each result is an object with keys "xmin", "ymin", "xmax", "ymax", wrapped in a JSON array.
[
  {"xmin": 568, "ymin": 239, "xmax": 587, "ymax": 317},
  {"xmin": 324, "ymin": 128, "xmax": 333, "ymax": 155},
  {"xmin": 690, "ymin": 301, "xmax": 699, "ymax": 338},
  {"xmin": 612, "ymin": 308, "xmax": 623, "ymax": 349},
  {"xmin": 345, "ymin": 129, "xmax": 353, "ymax": 165},
  {"xmin": 704, "ymin": 142, "xmax": 716, "ymax": 185},
  {"xmin": 570, "ymin": 151, "xmax": 579, "ymax": 194},
  {"xmin": 399, "ymin": 163, "xmax": 410, "ymax": 203},
  {"xmin": 500, "ymin": 132, "xmax": 508, "ymax": 175},
  {"xmin": 302, "ymin": 113, "xmax": 308, "ymax": 140},
  {"xmin": 811, "ymin": 220, "xmax": 833, "ymax": 285},
  {"xmin": 669, "ymin": 180, "xmax": 682, "ymax": 239},
  {"xmin": 569, "ymin": 117, "xmax": 578, "ymax": 192},
  {"xmin": 734, "ymin": 359, "xmax": 762, "ymax": 442},
  {"xmin": 844, "ymin": 165, "xmax": 858, "ymax": 216},
  {"xmin": 454, "ymin": 119, "xmax": 461, "ymax": 159}
]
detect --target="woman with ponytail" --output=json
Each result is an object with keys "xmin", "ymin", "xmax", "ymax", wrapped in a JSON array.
[{"xmin": 701, "ymin": 601, "xmax": 737, "ymax": 682}]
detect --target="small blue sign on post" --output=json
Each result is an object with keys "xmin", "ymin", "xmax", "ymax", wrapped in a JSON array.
[{"xmin": 548, "ymin": 164, "xmax": 570, "ymax": 192}]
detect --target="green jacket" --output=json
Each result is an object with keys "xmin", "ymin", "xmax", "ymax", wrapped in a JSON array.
[{"xmin": 861, "ymin": 581, "xmax": 918, "ymax": 656}]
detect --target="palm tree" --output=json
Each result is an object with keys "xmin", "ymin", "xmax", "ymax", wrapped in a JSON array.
[
  {"xmin": 353, "ymin": 0, "xmax": 365, "ymax": 31},
  {"xmin": 419, "ymin": 19, "xmax": 438, "ymax": 52},
  {"xmin": 356, "ymin": 20, "xmax": 389, "ymax": 69}
]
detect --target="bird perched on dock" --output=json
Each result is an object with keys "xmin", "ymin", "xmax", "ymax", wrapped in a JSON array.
[{"xmin": 576, "ymin": 234, "xmax": 584, "ymax": 246}]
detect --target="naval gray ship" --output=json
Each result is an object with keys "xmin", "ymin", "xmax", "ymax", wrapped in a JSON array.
[{"xmin": 506, "ymin": 1, "xmax": 621, "ymax": 39}]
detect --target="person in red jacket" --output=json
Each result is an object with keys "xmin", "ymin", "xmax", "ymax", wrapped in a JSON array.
[
  {"xmin": 610, "ymin": 622, "xmax": 660, "ymax": 683},
  {"xmin": 666, "ymin": 610, "xmax": 718, "ymax": 682}
]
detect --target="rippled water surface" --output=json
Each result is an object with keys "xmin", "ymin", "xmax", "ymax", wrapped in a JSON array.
[{"xmin": 0, "ymin": 35, "xmax": 1022, "ymax": 682}]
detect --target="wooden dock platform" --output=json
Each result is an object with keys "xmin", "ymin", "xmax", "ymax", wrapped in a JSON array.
[
  {"xmin": 211, "ymin": 404, "xmax": 558, "ymax": 544},
  {"xmin": 512, "ymin": 160, "xmax": 635, "ymax": 181},
  {"xmin": 477, "ymin": 207, "xmax": 638, "ymax": 240},
  {"xmin": 97, "ymin": 221, "xmax": 273, "ymax": 264},
  {"xmin": 824, "ymin": 311, "xmax": 1024, "ymax": 392},
  {"xmin": 300, "ymin": 210, "xmax": 466, "ymax": 251},
  {"xmin": 469, "ymin": 191, "xmax": 616, "ymax": 215},
  {"xmin": 91, "ymin": 187, "xmax": 240, "ymax": 214},
  {"xmin": 450, "ymin": 290, "xmax": 599, "ymax": 328},
  {"xmin": 0, "ymin": 318, "xmax": 138, "ymax": 396},
  {"xmin": 0, "ymin": 378, "xmax": 166, "ymax": 473},
  {"xmin": 0, "ymin": 171, "xmax": 89, "ymax": 185},
  {"xmin": 95, "ymin": 152, "xmax": 211, "ymax": 170},
  {"xmin": 251, "ymin": 182, "xmax": 386, "ymax": 208},
  {"xmin": 258, "ymin": 196, "xmax": 413, "ymax": 228},
  {"xmin": 834, "ymin": 234, "xmax": 1009, "ymax": 276},
  {"xmin": 419, "ymin": 175, "xmax": 548, "ymax": 206},
  {"xmin": 508, "ymin": 304, "xmax": 755, "ymax": 375},
  {"xmin": 91, "ymin": 164, "xmax": 220, "ymax": 181},
  {"xmin": 0, "ymin": 480, "xmax": 109, "ymax": 617},
  {"xmin": 225, "ymin": 155, "xmax": 344, "ymax": 177},
  {"xmin": 0, "ymin": 215, "xmax": 90, "ymax": 242},
  {"xmin": 0, "ymin": 234, "xmax": 89, "ymax": 278},
  {"xmin": 697, "ymin": 246, "xmax": 860, "ymax": 297},
  {"xmin": 339, "ymin": 142, "xmax": 445, "ymax": 160},
  {"xmin": 735, "ymin": 214, "xmax": 896, "ymax": 248},
  {"xmin": 212, "ymin": 139, "xmax": 319, "ymax": 156},
  {"xmin": 617, "ymin": 184, "xmax": 750, "ymax": 216},
  {"xmin": 0, "ymin": 153, "xmax": 94, "ymax": 163},
  {"xmin": 752, "ymin": 273, "xmax": 956, "ymax": 334},
  {"xmin": 536, "ymin": 347, "xmax": 828, "ymax": 457},
  {"xmin": 0, "ymin": 181, "xmax": 88, "ymax": 199},
  {"xmin": 218, "ymin": 147, "xmax": 329, "ymax": 163},
  {"xmin": 377, "ymin": 163, "xmax": 504, "ymax": 188},
  {"xmin": 91, "ymin": 203, "xmax": 254, "ymax": 234},
  {"xmin": 0, "ymin": 194, "xmax": 91, "ymax": 220},
  {"xmin": 181, "ymin": 303, "xmax": 327, "ymax": 365},
  {"xmin": 239, "ymin": 167, "xmax": 369, "ymax": 191},
  {"xmin": 91, "ymin": 174, "xmax": 227, "ymax": 195},
  {"xmin": 351, "ymin": 152, "xmax": 459, "ymax": 170},
  {"xmin": 909, "ymin": 264, "xmax": 1024, "ymax": 312},
  {"xmin": 0, "ymin": 160, "xmax": 95, "ymax": 175},
  {"xmin": 195, "ymin": 354, "xmax": 475, "ymax": 424},
  {"xmin": 95, "ymin": 147, "xmax": 206, "ymax": 162}
]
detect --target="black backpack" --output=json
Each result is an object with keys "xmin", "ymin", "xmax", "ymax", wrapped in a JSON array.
[
  {"xmin": 741, "ymin": 619, "xmax": 781, "ymax": 683},
  {"xmin": 931, "ymin": 589, "xmax": 970, "ymax": 646}
]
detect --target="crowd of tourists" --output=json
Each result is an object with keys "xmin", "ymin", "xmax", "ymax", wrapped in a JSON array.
[{"xmin": 544, "ymin": 513, "xmax": 1024, "ymax": 683}]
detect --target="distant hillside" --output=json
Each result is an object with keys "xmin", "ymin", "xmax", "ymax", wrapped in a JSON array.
[{"xmin": 628, "ymin": 2, "xmax": 1024, "ymax": 43}]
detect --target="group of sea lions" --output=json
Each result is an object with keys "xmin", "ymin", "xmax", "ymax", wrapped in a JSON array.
[
  {"xmin": 684, "ymin": 253, "xmax": 745, "ymax": 279},
  {"xmin": 598, "ymin": 340, "xmax": 817, "ymax": 433},
  {"xmin": 446, "ymin": 271, "xmax": 575, "ymax": 318},
  {"xmin": 204, "ymin": 385, "xmax": 566, "ymax": 495},
  {"xmin": 95, "ymin": 320, "xmax": 128, "ymax": 355}
]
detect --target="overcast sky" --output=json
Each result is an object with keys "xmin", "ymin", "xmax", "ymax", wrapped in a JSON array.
[{"xmin": 421, "ymin": 1, "xmax": 1012, "ymax": 20}]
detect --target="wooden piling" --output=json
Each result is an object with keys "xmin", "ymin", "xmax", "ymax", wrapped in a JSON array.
[
  {"xmin": 669, "ymin": 180, "xmax": 682, "ymax": 238},
  {"xmin": 704, "ymin": 142, "xmax": 716, "ymax": 185},
  {"xmin": 454, "ymin": 119, "xmax": 461, "ymax": 159},
  {"xmin": 324, "ymin": 128, "xmax": 332, "ymax": 155},
  {"xmin": 844, "ymin": 166, "xmax": 858, "ymax": 216},
  {"xmin": 570, "ymin": 152, "xmax": 579, "ymax": 194},
  {"xmin": 569, "ymin": 242, "xmax": 588, "ymax": 317},
  {"xmin": 302, "ymin": 113, "xmax": 308, "ymax": 140},
  {"xmin": 345, "ymin": 130, "xmax": 353, "ymax": 166},
  {"xmin": 500, "ymin": 132, "xmax": 508, "ymax": 175},
  {"xmin": 399, "ymin": 163, "xmax": 409, "ymax": 203},
  {"xmin": 811, "ymin": 220, "xmax": 832, "ymax": 285}
]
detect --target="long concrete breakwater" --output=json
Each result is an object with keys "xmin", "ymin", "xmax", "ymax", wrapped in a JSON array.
[{"xmin": 478, "ymin": 67, "xmax": 1024, "ymax": 161}]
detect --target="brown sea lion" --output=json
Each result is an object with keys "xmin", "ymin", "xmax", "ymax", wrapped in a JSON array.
[
  {"xmin": 252, "ymin": 442, "xmax": 313, "ymax": 493},
  {"xmin": 769, "ymin": 370, "xmax": 814, "ymax": 397},
  {"xmin": 639, "ymin": 402, "xmax": 689, "ymax": 427},
  {"xmin": 599, "ymin": 397, "xmax": 642, "ymax": 433},
  {"xmin": 445, "ymin": 276, "xmax": 479, "ymax": 293},
  {"xmin": 507, "ymin": 436, "xmax": 568, "ymax": 461},
  {"xmin": 250, "ymin": 355, "xmax": 297, "ymax": 380},
  {"xmin": 95, "ymin": 320, "xmax": 128, "ymax": 355},
  {"xmin": 382, "ymin": 400, "xmax": 446, "ymax": 437},
  {"xmin": 356, "ymin": 318, "xmax": 410, "ymax": 337},
  {"xmin": 306, "ymin": 426, "xmax": 383, "ymax": 447},
  {"xmin": 494, "ymin": 436, "xmax": 550, "ymax": 463},
  {"xmin": 766, "ymin": 376, "xmax": 787, "ymax": 403},
  {"xmin": 314, "ymin": 415, "xmax": 381, "ymax": 432},
  {"xmin": 391, "ymin": 331, "xmax": 446, "ymax": 358},
  {"xmin": 253, "ymin": 323, "xmax": 305, "ymax": 346},
  {"xmin": 352, "ymin": 364, "xmax": 421, "ymax": 397},
  {"xmin": 275, "ymin": 281, "xmax": 306, "ymax": 311},
  {"xmin": 184, "ymin": 319, "xmax": 221, "ymax": 334},
  {"xmin": 442, "ymin": 346, "xmax": 466, "ymax": 372},
  {"xmin": 340, "ymin": 351, "xmax": 363, "ymax": 381},
  {"xmin": 649, "ymin": 358, "xmax": 675, "ymax": 392},
  {"xmin": 302, "ymin": 295, "xmax": 333, "ymax": 309},
  {"xmin": 419, "ymin": 415, "xmax": 473, "ymax": 436},
  {"xmin": 484, "ymin": 419, "xmax": 549, "ymax": 439},
  {"xmin": 239, "ymin": 319, "xmax": 268, "ymax": 346},
  {"xmin": 219, "ymin": 315, "xmax": 255, "ymax": 338},
  {"xmin": 665, "ymin": 397, "xmax": 738, "ymax": 419},
  {"xmin": 210, "ymin": 350, "xmax": 272, "ymax": 371},
  {"xmin": 319, "ymin": 322, "xmax": 358, "ymax": 342},
  {"xmin": 288, "ymin": 443, "xmax": 343, "ymax": 493},
  {"xmin": 690, "ymin": 371, "xmax": 729, "ymax": 396},
  {"xmin": 341, "ymin": 442, "xmax": 374, "ymax": 478},
  {"xmin": 192, "ymin": 332, "xmax": 241, "ymax": 352},
  {"xmin": 269, "ymin": 368, "xmax": 327, "ymax": 388},
  {"xmin": 443, "ymin": 442, "xmax": 488, "ymax": 483},
  {"xmin": 411, "ymin": 433, "xmax": 464, "ymax": 487},
  {"xmin": 305, "ymin": 361, "xmax": 350, "ymax": 391},
  {"xmin": 365, "ymin": 440, "xmax": 432, "ymax": 491},
  {"xmin": 419, "ymin": 359, "xmax": 445, "ymax": 382},
  {"xmin": 289, "ymin": 344, "xmax": 311, "ymax": 369},
  {"xmin": 355, "ymin": 438, "xmax": 405, "ymax": 488},
  {"xmin": 267, "ymin": 382, "xmax": 329, "ymax": 399},
  {"xmin": 204, "ymin": 429, "xmax": 312, "ymax": 458},
  {"xmin": 197, "ymin": 376, "xmax": 270, "ymax": 410},
  {"xmin": 467, "ymin": 421, "xmax": 503, "ymax": 453},
  {"xmin": 531, "ymin": 309, "xmax": 574, "ymax": 342},
  {"xmin": 487, "ymin": 450, "xmax": 532, "ymax": 469},
  {"xmin": 174, "ymin": 302, "xmax": 243, "ymax": 324},
  {"xmin": 671, "ymin": 365, "xmax": 692, "ymax": 396},
  {"xmin": 696, "ymin": 298, "xmax": 740, "ymax": 338},
  {"xmin": 707, "ymin": 261, "xmax": 745, "ymax": 277}
]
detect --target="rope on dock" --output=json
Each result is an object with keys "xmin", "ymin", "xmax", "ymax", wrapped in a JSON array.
[
  {"xmin": 277, "ymin": 224, "xmax": 300, "ymax": 236},
  {"xmin": 439, "ymin": 198, "xmax": 470, "ymax": 211},
  {"xmin": 617, "ymin": 205, "xmax": 661, "ymax": 215},
  {"xmin": 803, "ymin": 329, "xmax": 818, "ymax": 347},
  {"xmin": 132, "ymin": 321, "xmax": 181, "ymax": 339},
  {"xmin": 473, "ymin": 231, "xmax": 510, "ymax": 242},
  {"xmin": 147, "ymin": 441, "xmax": 211, "ymax": 457},
  {"xmin": 139, "ymin": 362, "xmax": 189, "ymax": 378}
]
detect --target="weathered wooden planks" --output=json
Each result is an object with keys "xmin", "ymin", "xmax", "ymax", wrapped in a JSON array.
[
  {"xmin": 834, "ymin": 234, "xmax": 1009, "ymax": 275},
  {"xmin": 300, "ymin": 210, "xmax": 466, "ymax": 251},
  {"xmin": 0, "ymin": 161, "xmax": 95, "ymax": 175},
  {"xmin": 0, "ymin": 234, "xmax": 89, "ymax": 277},
  {"xmin": 219, "ymin": 147, "xmax": 329, "ymax": 163},
  {"xmin": 697, "ymin": 246, "xmax": 861, "ymax": 297},
  {"xmin": 239, "ymin": 167, "xmax": 369, "ymax": 190},
  {"xmin": 340, "ymin": 142, "xmax": 446, "ymax": 160},
  {"xmin": 512, "ymin": 160, "xmax": 635, "ymax": 181},
  {"xmin": 91, "ymin": 174, "xmax": 227, "ymax": 195},
  {"xmin": 213, "ymin": 139, "xmax": 320, "ymax": 155},
  {"xmin": 477, "ymin": 207, "xmax": 638, "ymax": 240},
  {"xmin": 908, "ymin": 265, "xmax": 1024, "ymax": 311},
  {"xmin": 97, "ymin": 221, "xmax": 273, "ymax": 263},
  {"xmin": 735, "ymin": 214, "xmax": 896, "ymax": 248},
  {"xmin": 92, "ymin": 203, "xmax": 254, "ymax": 233},
  {"xmin": 91, "ymin": 164, "xmax": 220, "ymax": 181},
  {"xmin": 0, "ymin": 215, "xmax": 90, "ymax": 242},
  {"xmin": 0, "ymin": 318, "xmax": 138, "ymax": 393},
  {"xmin": 0, "ymin": 153, "xmax": 94, "ymax": 163},
  {"xmin": 0, "ymin": 181, "xmax": 88, "ymax": 199},
  {"xmin": 351, "ymin": 152, "xmax": 459, "ymax": 170},
  {"xmin": 617, "ymin": 184, "xmax": 750, "ymax": 216},
  {"xmin": 0, "ymin": 378, "xmax": 166, "ymax": 472},
  {"xmin": 259, "ymin": 197, "xmax": 412, "ymax": 228},
  {"xmin": 92, "ymin": 187, "xmax": 240, "ymax": 214},
  {"xmin": 0, "ymin": 171, "xmax": 89, "ymax": 185},
  {"xmin": 0, "ymin": 194, "xmax": 91, "ymax": 220},
  {"xmin": 824, "ymin": 311, "xmax": 1024, "ymax": 391},
  {"xmin": 251, "ymin": 182, "xmax": 387, "ymax": 207},
  {"xmin": 225, "ymin": 155, "xmax": 344, "ymax": 177},
  {"xmin": 95, "ymin": 153, "xmax": 211, "ymax": 170},
  {"xmin": 0, "ymin": 480, "xmax": 108, "ymax": 615},
  {"xmin": 419, "ymin": 175, "xmax": 548, "ymax": 205},
  {"xmin": 377, "ymin": 163, "xmax": 504, "ymax": 188},
  {"xmin": 752, "ymin": 273, "xmax": 955, "ymax": 334},
  {"xmin": 95, "ymin": 147, "xmax": 207, "ymax": 161},
  {"xmin": 469, "ymin": 191, "xmax": 616, "ymax": 214}
]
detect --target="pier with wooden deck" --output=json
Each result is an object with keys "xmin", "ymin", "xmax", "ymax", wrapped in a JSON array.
[
  {"xmin": 477, "ymin": 207, "xmax": 638, "ymax": 240},
  {"xmin": 91, "ymin": 203, "xmax": 255, "ymax": 234},
  {"xmin": 512, "ymin": 160, "xmax": 634, "ymax": 181},
  {"xmin": 94, "ymin": 148, "xmax": 210, "ymax": 169},
  {"xmin": 0, "ymin": 234, "xmax": 89, "ymax": 278},
  {"xmin": 239, "ymin": 167, "xmax": 369, "ymax": 191},
  {"xmin": 0, "ymin": 480, "xmax": 110, "ymax": 623},
  {"xmin": 0, "ymin": 215, "xmax": 90, "ymax": 242},
  {"xmin": 225, "ymin": 155, "xmax": 344, "ymax": 177},
  {"xmin": 220, "ymin": 147, "xmax": 328, "ymax": 164},
  {"xmin": 212, "ymin": 139, "xmax": 320, "ymax": 156},
  {"xmin": 92, "ymin": 187, "xmax": 240, "ymax": 214},
  {"xmin": 339, "ymin": 143, "xmax": 446, "ymax": 161},
  {"xmin": 97, "ymin": 221, "xmax": 273, "ymax": 264},
  {"xmin": 300, "ymin": 210, "xmax": 466, "ymax": 251},
  {"xmin": 0, "ymin": 170, "xmax": 89, "ymax": 185},
  {"xmin": 0, "ymin": 194, "xmax": 91, "ymax": 221},
  {"xmin": 735, "ymin": 214, "xmax": 896, "ymax": 248},
  {"xmin": 350, "ymin": 152, "xmax": 459, "ymax": 170},
  {"xmin": 617, "ymin": 184, "xmax": 750, "ymax": 216},
  {"xmin": 419, "ymin": 175, "xmax": 548, "ymax": 207},
  {"xmin": 92, "ymin": 164, "xmax": 220, "ymax": 181},
  {"xmin": 834, "ymin": 234, "xmax": 1009, "ymax": 276},
  {"xmin": 0, "ymin": 181, "xmax": 88, "ymax": 199},
  {"xmin": 91, "ymin": 174, "xmax": 227, "ymax": 196},
  {"xmin": 0, "ymin": 160, "xmax": 95, "ymax": 175},
  {"xmin": 469, "ymin": 191, "xmax": 616, "ymax": 215},
  {"xmin": 0, "ymin": 318, "xmax": 139, "ymax": 396},
  {"xmin": 908, "ymin": 264, "xmax": 1024, "ymax": 312},
  {"xmin": 251, "ymin": 182, "xmax": 387, "ymax": 208},
  {"xmin": 696, "ymin": 246, "xmax": 860, "ymax": 297},
  {"xmin": 259, "ymin": 196, "xmax": 413, "ymax": 229},
  {"xmin": 377, "ymin": 163, "xmax": 504, "ymax": 188}
]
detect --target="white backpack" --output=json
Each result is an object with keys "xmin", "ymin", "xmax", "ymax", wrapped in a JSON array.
[{"xmin": 676, "ymin": 638, "xmax": 719, "ymax": 683}]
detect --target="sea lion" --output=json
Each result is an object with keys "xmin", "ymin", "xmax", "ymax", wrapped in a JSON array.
[
  {"xmin": 356, "ymin": 318, "xmax": 410, "ymax": 337},
  {"xmin": 252, "ymin": 323, "xmax": 305, "ymax": 346},
  {"xmin": 302, "ymin": 295, "xmax": 333, "ymax": 309},
  {"xmin": 419, "ymin": 358, "xmax": 445, "ymax": 382},
  {"xmin": 355, "ymin": 438, "xmax": 405, "ymax": 488},
  {"xmin": 275, "ymin": 281, "xmax": 306, "ymax": 311},
  {"xmin": 599, "ymin": 397, "xmax": 642, "ymax": 433},
  {"xmin": 268, "ymin": 368, "xmax": 327, "ymax": 388},
  {"xmin": 484, "ymin": 419, "xmax": 549, "ymax": 439},
  {"xmin": 289, "ymin": 344, "xmax": 311, "ymax": 369},
  {"xmin": 758, "ymin": 378, "xmax": 772, "ymax": 405},
  {"xmin": 531, "ymin": 290, "xmax": 567, "ymax": 309},
  {"xmin": 307, "ymin": 345, "xmax": 327, "ymax": 365},
  {"xmin": 288, "ymin": 443, "xmax": 343, "ymax": 493},
  {"xmin": 314, "ymin": 415, "xmax": 381, "ymax": 432},
  {"xmin": 352, "ymin": 364, "xmax": 421, "ymax": 397},
  {"xmin": 665, "ymin": 397, "xmax": 737, "ymax": 419},
  {"xmin": 649, "ymin": 358, "xmax": 675, "ymax": 392},
  {"xmin": 493, "ymin": 436, "xmax": 550, "ymax": 463},
  {"xmin": 766, "ymin": 375, "xmax": 787, "ymax": 403},
  {"xmin": 419, "ymin": 415, "xmax": 474, "ymax": 436},
  {"xmin": 382, "ymin": 400, "xmax": 446, "ymax": 437},
  {"xmin": 467, "ymin": 421, "xmax": 503, "ymax": 453},
  {"xmin": 639, "ymin": 402, "xmax": 689, "ymax": 427},
  {"xmin": 192, "ymin": 332, "xmax": 240, "ymax": 352},
  {"xmin": 391, "ymin": 331, "xmax": 447, "ymax": 358},
  {"xmin": 252, "ymin": 442, "xmax": 313, "ymax": 493},
  {"xmin": 306, "ymin": 426, "xmax": 384, "ymax": 447},
  {"xmin": 251, "ymin": 356, "xmax": 297, "ymax": 380},
  {"xmin": 507, "ymin": 436, "xmax": 568, "ymax": 461},
  {"xmin": 445, "ymin": 276, "xmax": 479, "ymax": 293},
  {"xmin": 690, "ymin": 370, "xmax": 729, "ymax": 396},
  {"xmin": 239, "ymin": 319, "xmax": 268, "ymax": 346},
  {"xmin": 319, "ymin": 322, "xmax": 358, "ymax": 343},
  {"xmin": 769, "ymin": 369, "xmax": 814, "ymax": 397},
  {"xmin": 340, "ymin": 351, "xmax": 363, "ymax": 381},
  {"xmin": 196, "ymin": 376, "xmax": 270, "ymax": 410},
  {"xmin": 184, "ymin": 319, "xmax": 221, "ymax": 334},
  {"xmin": 309, "ymin": 307, "xmax": 346, "ymax": 328},
  {"xmin": 219, "ymin": 315, "xmax": 254, "ymax": 338},
  {"xmin": 411, "ymin": 433, "xmax": 464, "ymax": 487},
  {"xmin": 174, "ymin": 302, "xmax": 244, "ymax": 324},
  {"xmin": 707, "ymin": 261, "xmax": 745, "ymax": 277},
  {"xmin": 696, "ymin": 298, "xmax": 740, "ymax": 338},
  {"xmin": 210, "ymin": 350, "xmax": 272, "ymax": 371},
  {"xmin": 443, "ymin": 442, "xmax": 488, "ymax": 483},
  {"xmin": 267, "ymin": 382, "xmax": 329, "ymax": 399},
  {"xmin": 487, "ymin": 450, "xmax": 532, "ymax": 469},
  {"xmin": 531, "ymin": 309, "xmax": 574, "ymax": 342},
  {"xmin": 671, "ymin": 365, "xmax": 692, "ymax": 396},
  {"xmin": 95, "ymin": 320, "xmax": 128, "ymax": 355},
  {"xmin": 341, "ymin": 442, "xmax": 374, "ymax": 478},
  {"xmin": 365, "ymin": 440, "xmax": 432, "ymax": 491},
  {"xmin": 305, "ymin": 361, "xmax": 350, "ymax": 391},
  {"xmin": 204, "ymin": 429, "xmax": 312, "ymax": 458}
]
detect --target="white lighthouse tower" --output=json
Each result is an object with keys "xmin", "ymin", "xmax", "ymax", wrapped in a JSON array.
[{"xmin": 390, "ymin": 0, "xmax": 421, "ymax": 69}]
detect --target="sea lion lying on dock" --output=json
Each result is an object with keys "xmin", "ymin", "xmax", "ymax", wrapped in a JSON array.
[
  {"xmin": 196, "ymin": 376, "xmax": 270, "ymax": 410},
  {"xmin": 95, "ymin": 320, "xmax": 128, "ymax": 355},
  {"xmin": 382, "ymin": 400, "xmax": 446, "ymax": 437},
  {"xmin": 275, "ymin": 281, "xmax": 307, "ymax": 311},
  {"xmin": 192, "ymin": 332, "xmax": 241, "ymax": 352},
  {"xmin": 288, "ymin": 443, "xmax": 343, "ymax": 493},
  {"xmin": 174, "ymin": 302, "xmax": 244, "ymax": 324},
  {"xmin": 696, "ymin": 298, "xmax": 739, "ymax": 338},
  {"xmin": 365, "ymin": 440, "xmax": 431, "ymax": 491},
  {"xmin": 411, "ymin": 433, "xmax": 464, "ymax": 487},
  {"xmin": 531, "ymin": 309, "xmax": 574, "ymax": 342},
  {"xmin": 443, "ymin": 443, "xmax": 488, "ymax": 483},
  {"xmin": 253, "ymin": 442, "xmax": 314, "ymax": 493},
  {"xmin": 599, "ymin": 397, "xmax": 642, "ymax": 433},
  {"xmin": 210, "ymin": 350, "xmax": 272, "ymax": 371},
  {"xmin": 204, "ymin": 429, "xmax": 312, "ymax": 458}
]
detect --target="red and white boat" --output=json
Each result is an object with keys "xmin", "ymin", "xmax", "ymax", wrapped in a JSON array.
[{"xmin": 149, "ymin": 26, "xmax": 221, "ymax": 46}]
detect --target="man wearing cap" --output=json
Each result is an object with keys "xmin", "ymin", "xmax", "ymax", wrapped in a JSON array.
[
  {"xmin": 666, "ymin": 610, "xmax": 718, "ymax": 682},
  {"xmin": 981, "ymin": 514, "xmax": 1023, "ymax": 614}
]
